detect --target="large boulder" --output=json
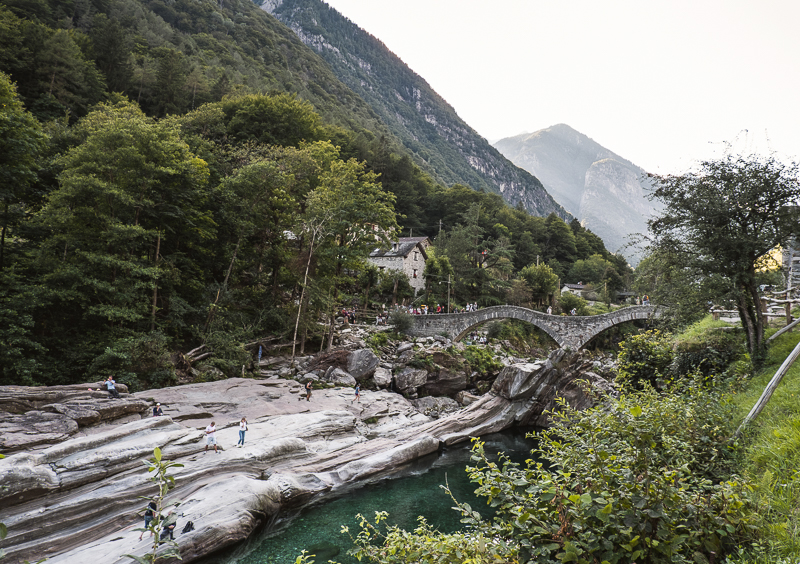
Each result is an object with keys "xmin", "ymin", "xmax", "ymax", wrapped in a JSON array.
[
  {"xmin": 324, "ymin": 367, "xmax": 357, "ymax": 387},
  {"xmin": 423, "ymin": 369, "xmax": 467, "ymax": 396},
  {"xmin": 346, "ymin": 349, "xmax": 379, "ymax": 380},
  {"xmin": 394, "ymin": 368, "xmax": 428, "ymax": 392},
  {"xmin": 372, "ymin": 367, "xmax": 392, "ymax": 389},
  {"xmin": 411, "ymin": 397, "xmax": 461, "ymax": 419},
  {"xmin": 491, "ymin": 362, "xmax": 548, "ymax": 401}
]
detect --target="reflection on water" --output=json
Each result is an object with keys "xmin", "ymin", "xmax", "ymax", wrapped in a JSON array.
[{"xmin": 203, "ymin": 428, "xmax": 537, "ymax": 564}]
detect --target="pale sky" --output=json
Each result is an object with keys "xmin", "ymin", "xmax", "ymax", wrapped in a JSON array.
[{"xmin": 323, "ymin": 0, "xmax": 800, "ymax": 174}]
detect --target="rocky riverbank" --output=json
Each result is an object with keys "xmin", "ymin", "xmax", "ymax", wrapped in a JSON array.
[{"xmin": 0, "ymin": 329, "xmax": 617, "ymax": 563}]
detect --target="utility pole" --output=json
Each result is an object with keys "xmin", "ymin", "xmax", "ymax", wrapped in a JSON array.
[
  {"xmin": 439, "ymin": 219, "xmax": 442, "ymax": 236},
  {"xmin": 447, "ymin": 274, "xmax": 451, "ymax": 314}
]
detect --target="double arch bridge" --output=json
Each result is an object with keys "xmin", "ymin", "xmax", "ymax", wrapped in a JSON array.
[{"xmin": 406, "ymin": 305, "xmax": 659, "ymax": 350}]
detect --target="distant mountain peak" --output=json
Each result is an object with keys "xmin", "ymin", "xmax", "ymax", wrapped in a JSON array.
[{"xmin": 494, "ymin": 124, "xmax": 657, "ymax": 264}]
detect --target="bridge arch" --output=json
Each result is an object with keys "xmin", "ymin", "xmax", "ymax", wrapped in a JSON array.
[{"xmin": 406, "ymin": 305, "xmax": 658, "ymax": 350}]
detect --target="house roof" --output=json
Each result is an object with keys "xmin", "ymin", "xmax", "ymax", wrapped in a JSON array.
[
  {"xmin": 562, "ymin": 283, "xmax": 587, "ymax": 290},
  {"xmin": 369, "ymin": 238, "xmax": 429, "ymax": 260}
]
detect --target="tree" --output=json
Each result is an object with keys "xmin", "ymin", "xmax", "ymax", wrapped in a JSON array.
[
  {"xmin": 647, "ymin": 152, "xmax": 800, "ymax": 361},
  {"xmin": 519, "ymin": 262, "xmax": 559, "ymax": 307},
  {"xmin": 32, "ymin": 101, "xmax": 211, "ymax": 381},
  {"xmin": 0, "ymin": 71, "xmax": 46, "ymax": 272},
  {"xmin": 305, "ymin": 153, "xmax": 398, "ymax": 350}
]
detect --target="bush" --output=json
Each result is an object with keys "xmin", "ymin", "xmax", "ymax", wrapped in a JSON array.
[
  {"xmin": 461, "ymin": 345, "xmax": 503, "ymax": 375},
  {"xmin": 88, "ymin": 332, "xmax": 175, "ymax": 392},
  {"xmin": 341, "ymin": 386, "xmax": 751, "ymax": 564},
  {"xmin": 671, "ymin": 317, "xmax": 744, "ymax": 379},
  {"xmin": 389, "ymin": 310, "xmax": 413, "ymax": 333},
  {"xmin": 457, "ymin": 385, "xmax": 750, "ymax": 564},
  {"xmin": 558, "ymin": 292, "xmax": 588, "ymax": 315},
  {"xmin": 617, "ymin": 329, "xmax": 674, "ymax": 390},
  {"xmin": 366, "ymin": 331, "xmax": 389, "ymax": 351}
]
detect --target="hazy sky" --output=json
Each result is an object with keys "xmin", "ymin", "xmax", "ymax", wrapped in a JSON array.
[{"xmin": 323, "ymin": 0, "xmax": 800, "ymax": 174}]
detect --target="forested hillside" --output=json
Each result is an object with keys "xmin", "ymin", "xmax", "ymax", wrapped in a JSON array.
[
  {"xmin": 261, "ymin": 0, "xmax": 568, "ymax": 219},
  {"xmin": 0, "ymin": 0, "xmax": 627, "ymax": 391}
]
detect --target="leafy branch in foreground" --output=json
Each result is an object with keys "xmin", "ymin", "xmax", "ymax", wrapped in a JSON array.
[{"xmin": 124, "ymin": 447, "xmax": 184, "ymax": 564}]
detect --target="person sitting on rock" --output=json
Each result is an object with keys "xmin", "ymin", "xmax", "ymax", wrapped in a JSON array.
[
  {"xmin": 153, "ymin": 403, "xmax": 163, "ymax": 417},
  {"xmin": 104, "ymin": 376, "xmax": 120, "ymax": 399},
  {"xmin": 158, "ymin": 511, "xmax": 177, "ymax": 541}
]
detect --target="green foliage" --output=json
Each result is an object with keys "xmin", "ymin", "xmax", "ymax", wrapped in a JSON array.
[
  {"xmin": 617, "ymin": 330, "xmax": 674, "ymax": 390},
  {"xmin": 558, "ymin": 292, "xmax": 588, "ymax": 316},
  {"xmin": 343, "ymin": 511, "xmax": 516, "ymax": 563},
  {"xmin": 461, "ymin": 345, "xmax": 503, "ymax": 375},
  {"xmin": 125, "ymin": 447, "xmax": 184, "ymax": 564},
  {"xmin": 88, "ymin": 332, "xmax": 175, "ymax": 392},
  {"xmin": 389, "ymin": 310, "xmax": 413, "ymax": 333},
  {"xmin": 366, "ymin": 331, "xmax": 389, "ymax": 352},
  {"xmin": 732, "ymin": 332, "xmax": 800, "ymax": 558},
  {"xmin": 519, "ymin": 262, "xmax": 559, "ymax": 306},
  {"xmin": 342, "ymin": 387, "xmax": 750, "ymax": 564},
  {"xmin": 671, "ymin": 317, "xmax": 745, "ymax": 379}
]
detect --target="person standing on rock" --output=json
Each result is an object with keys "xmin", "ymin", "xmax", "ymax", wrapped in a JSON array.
[
  {"xmin": 352, "ymin": 383, "xmax": 361, "ymax": 403},
  {"xmin": 547, "ymin": 306, "xmax": 552, "ymax": 315},
  {"xmin": 104, "ymin": 376, "xmax": 120, "ymax": 399},
  {"xmin": 204, "ymin": 421, "xmax": 218, "ymax": 454},
  {"xmin": 305, "ymin": 380, "xmax": 313, "ymax": 401},
  {"xmin": 237, "ymin": 417, "xmax": 248, "ymax": 447},
  {"xmin": 138, "ymin": 499, "xmax": 158, "ymax": 540}
]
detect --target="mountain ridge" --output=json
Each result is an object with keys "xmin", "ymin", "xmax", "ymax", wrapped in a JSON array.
[{"xmin": 259, "ymin": 0, "xmax": 569, "ymax": 219}]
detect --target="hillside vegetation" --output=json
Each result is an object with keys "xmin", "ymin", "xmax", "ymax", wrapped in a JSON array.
[
  {"xmin": 262, "ymin": 0, "xmax": 568, "ymax": 219},
  {"xmin": 1, "ymin": 0, "xmax": 630, "ymax": 390}
]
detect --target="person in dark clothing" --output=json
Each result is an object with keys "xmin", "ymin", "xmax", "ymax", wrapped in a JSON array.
[
  {"xmin": 153, "ymin": 403, "xmax": 163, "ymax": 416},
  {"xmin": 159, "ymin": 512, "xmax": 177, "ymax": 541},
  {"xmin": 139, "ymin": 500, "xmax": 158, "ymax": 540},
  {"xmin": 305, "ymin": 380, "xmax": 313, "ymax": 401}
]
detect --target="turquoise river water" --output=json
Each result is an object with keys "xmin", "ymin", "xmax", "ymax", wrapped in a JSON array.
[{"xmin": 202, "ymin": 428, "xmax": 537, "ymax": 564}]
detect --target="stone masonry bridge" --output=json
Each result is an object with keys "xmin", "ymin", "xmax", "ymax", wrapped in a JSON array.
[{"xmin": 407, "ymin": 305, "xmax": 659, "ymax": 350}]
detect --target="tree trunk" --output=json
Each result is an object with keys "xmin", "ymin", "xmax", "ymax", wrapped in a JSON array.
[{"xmin": 150, "ymin": 231, "xmax": 161, "ymax": 332}]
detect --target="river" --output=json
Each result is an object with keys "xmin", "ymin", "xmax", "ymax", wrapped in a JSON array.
[{"xmin": 201, "ymin": 428, "xmax": 537, "ymax": 564}]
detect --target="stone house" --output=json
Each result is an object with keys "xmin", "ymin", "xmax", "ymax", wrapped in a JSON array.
[
  {"xmin": 368, "ymin": 237, "xmax": 430, "ymax": 294},
  {"xmin": 560, "ymin": 283, "xmax": 589, "ymax": 297}
]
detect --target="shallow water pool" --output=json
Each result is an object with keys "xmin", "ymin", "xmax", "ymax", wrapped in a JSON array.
[{"xmin": 205, "ymin": 429, "xmax": 536, "ymax": 564}]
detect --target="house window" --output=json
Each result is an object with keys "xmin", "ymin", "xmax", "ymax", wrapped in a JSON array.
[
  {"xmin": 414, "ymin": 251, "xmax": 418, "ymax": 261},
  {"xmin": 413, "ymin": 269, "xmax": 418, "ymax": 278}
]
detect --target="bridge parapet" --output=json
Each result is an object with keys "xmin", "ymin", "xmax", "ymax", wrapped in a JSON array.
[{"xmin": 406, "ymin": 305, "xmax": 659, "ymax": 350}]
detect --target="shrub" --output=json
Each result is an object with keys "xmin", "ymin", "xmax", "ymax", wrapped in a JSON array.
[
  {"xmin": 457, "ymin": 385, "xmax": 750, "ymax": 564},
  {"xmin": 88, "ymin": 332, "xmax": 175, "ymax": 391},
  {"xmin": 617, "ymin": 329, "xmax": 674, "ymax": 390},
  {"xmin": 339, "ymin": 386, "xmax": 751, "ymax": 564},
  {"xmin": 389, "ymin": 310, "xmax": 413, "ymax": 333},
  {"xmin": 558, "ymin": 292, "xmax": 588, "ymax": 315},
  {"xmin": 671, "ymin": 317, "xmax": 745, "ymax": 379},
  {"xmin": 462, "ymin": 345, "xmax": 503, "ymax": 375},
  {"xmin": 366, "ymin": 331, "xmax": 389, "ymax": 352}
]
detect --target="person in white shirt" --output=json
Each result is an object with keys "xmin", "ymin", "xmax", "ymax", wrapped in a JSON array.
[
  {"xmin": 237, "ymin": 417, "xmax": 248, "ymax": 447},
  {"xmin": 204, "ymin": 421, "xmax": 218, "ymax": 454}
]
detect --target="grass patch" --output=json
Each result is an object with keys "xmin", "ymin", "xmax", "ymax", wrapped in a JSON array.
[{"xmin": 731, "ymin": 331, "xmax": 800, "ymax": 560}]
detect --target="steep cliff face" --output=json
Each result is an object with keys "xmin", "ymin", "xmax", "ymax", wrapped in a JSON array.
[
  {"xmin": 494, "ymin": 124, "xmax": 658, "ymax": 263},
  {"xmin": 259, "ymin": 0, "xmax": 569, "ymax": 219}
]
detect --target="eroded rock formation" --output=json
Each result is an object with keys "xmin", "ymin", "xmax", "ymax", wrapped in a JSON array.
[{"xmin": 0, "ymin": 341, "xmax": 615, "ymax": 564}]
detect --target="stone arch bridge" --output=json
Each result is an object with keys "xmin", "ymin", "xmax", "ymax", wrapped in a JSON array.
[{"xmin": 407, "ymin": 305, "xmax": 659, "ymax": 350}]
